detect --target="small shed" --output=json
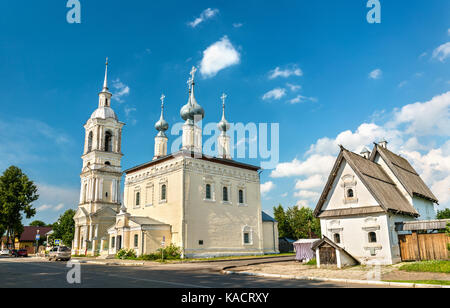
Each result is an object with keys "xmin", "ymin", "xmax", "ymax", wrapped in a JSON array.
[
  {"xmin": 312, "ymin": 236, "xmax": 359, "ymax": 269},
  {"xmin": 293, "ymin": 239, "xmax": 320, "ymax": 262},
  {"xmin": 278, "ymin": 237, "xmax": 296, "ymax": 253}
]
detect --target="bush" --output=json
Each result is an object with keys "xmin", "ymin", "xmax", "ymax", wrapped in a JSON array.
[
  {"xmin": 157, "ymin": 244, "xmax": 182, "ymax": 260},
  {"xmin": 116, "ymin": 248, "xmax": 137, "ymax": 260},
  {"xmin": 305, "ymin": 258, "xmax": 317, "ymax": 266}
]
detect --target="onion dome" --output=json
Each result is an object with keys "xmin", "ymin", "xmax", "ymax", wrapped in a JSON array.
[
  {"xmin": 218, "ymin": 93, "xmax": 230, "ymax": 132},
  {"xmin": 155, "ymin": 94, "xmax": 169, "ymax": 137},
  {"xmin": 180, "ymin": 66, "xmax": 205, "ymax": 123}
]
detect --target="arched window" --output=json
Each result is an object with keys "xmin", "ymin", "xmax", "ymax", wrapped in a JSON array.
[
  {"xmin": 105, "ymin": 161, "xmax": 111, "ymax": 166},
  {"xmin": 135, "ymin": 192, "xmax": 140, "ymax": 206},
  {"xmin": 134, "ymin": 234, "xmax": 139, "ymax": 248},
  {"xmin": 239, "ymin": 190, "xmax": 244, "ymax": 204},
  {"xmin": 347, "ymin": 189, "xmax": 354, "ymax": 198},
  {"xmin": 368, "ymin": 232, "xmax": 377, "ymax": 243},
  {"xmin": 223, "ymin": 187, "xmax": 229, "ymax": 202},
  {"xmin": 205, "ymin": 184, "xmax": 211, "ymax": 200},
  {"xmin": 161, "ymin": 185, "xmax": 167, "ymax": 201},
  {"xmin": 87, "ymin": 131, "xmax": 93, "ymax": 152},
  {"xmin": 334, "ymin": 233, "xmax": 341, "ymax": 244},
  {"xmin": 105, "ymin": 131, "xmax": 113, "ymax": 152}
]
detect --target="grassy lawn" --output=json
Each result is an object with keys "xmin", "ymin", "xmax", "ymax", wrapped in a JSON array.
[
  {"xmin": 185, "ymin": 253, "xmax": 295, "ymax": 262},
  {"xmin": 384, "ymin": 280, "xmax": 450, "ymax": 286},
  {"xmin": 399, "ymin": 260, "xmax": 450, "ymax": 273}
]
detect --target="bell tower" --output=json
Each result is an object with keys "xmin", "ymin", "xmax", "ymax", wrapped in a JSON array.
[{"xmin": 73, "ymin": 59, "xmax": 125, "ymax": 255}]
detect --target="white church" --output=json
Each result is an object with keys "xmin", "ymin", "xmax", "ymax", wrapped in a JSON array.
[{"xmin": 72, "ymin": 61, "xmax": 279, "ymax": 258}]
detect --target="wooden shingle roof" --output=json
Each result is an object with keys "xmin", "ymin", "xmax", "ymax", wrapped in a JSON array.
[
  {"xmin": 371, "ymin": 144, "xmax": 439, "ymax": 203},
  {"xmin": 314, "ymin": 147, "xmax": 419, "ymax": 218}
]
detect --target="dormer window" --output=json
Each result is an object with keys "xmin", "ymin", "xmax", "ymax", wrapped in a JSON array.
[
  {"xmin": 334, "ymin": 233, "xmax": 341, "ymax": 244},
  {"xmin": 341, "ymin": 174, "xmax": 358, "ymax": 204},
  {"xmin": 347, "ymin": 189, "xmax": 354, "ymax": 198},
  {"xmin": 368, "ymin": 232, "xmax": 377, "ymax": 243}
]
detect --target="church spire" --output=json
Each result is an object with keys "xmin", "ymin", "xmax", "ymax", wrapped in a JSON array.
[
  {"xmin": 217, "ymin": 93, "xmax": 231, "ymax": 159},
  {"xmin": 154, "ymin": 94, "xmax": 169, "ymax": 160},
  {"xmin": 103, "ymin": 57, "xmax": 109, "ymax": 91},
  {"xmin": 98, "ymin": 58, "xmax": 112, "ymax": 108}
]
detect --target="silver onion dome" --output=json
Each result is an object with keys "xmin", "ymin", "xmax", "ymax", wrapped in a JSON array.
[
  {"xmin": 181, "ymin": 66, "xmax": 205, "ymax": 123},
  {"xmin": 218, "ymin": 93, "xmax": 230, "ymax": 132},
  {"xmin": 156, "ymin": 94, "xmax": 169, "ymax": 137}
]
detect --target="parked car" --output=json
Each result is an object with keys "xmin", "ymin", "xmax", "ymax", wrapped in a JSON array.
[
  {"xmin": 48, "ymin": 246, "xmax": 71, "ymax": 261},
  {"xmin": 17, "ymin": 249, "xmax": 28, "ymax": 257},
  {"xmin": 0, "ymin": 249, "xmax": 11, "ymax": 256},
  {"xmin": 10, "ymin": 249, "xmax": 18, "ymax": 257}
]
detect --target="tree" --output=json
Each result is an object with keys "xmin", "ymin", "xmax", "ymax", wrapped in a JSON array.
[
  {"xmin": 0, "ymin": 166, "xmax": 38, "ymax": 248},
  {"xmin": 30, "ymin": 220, "xmax": 47, "ymax": 227},
  {"xmin": 437, "ymin": 208, "xmax": 450, "ymax": 220},
  {"xmin": 273, "ymin": 204, "xmax": 292, "ymax": 238},
  {"xmin": 51, "ymin": 209, "xmax": 76, "ymax": 247},
  {"xmin": 273, "ymin": 204, "xmax": 321, "ymax": 240}
]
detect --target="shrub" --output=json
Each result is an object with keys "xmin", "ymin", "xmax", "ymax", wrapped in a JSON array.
[
  {"xmin": 116, "ymin": 248, "xmax": 137, "ymax": 260},
  {"xmin": 305, "ymin": 258, "xmax": 317, "ymax": 266},
  {"xmin": 157, "ymin": 244, "xmax": 182, "ymax": 260}
]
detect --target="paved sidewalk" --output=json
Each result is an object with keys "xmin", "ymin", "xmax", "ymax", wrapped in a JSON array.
[{"xmin": 229, "ymin": 261, "xmax": 450, "ymax": 288}]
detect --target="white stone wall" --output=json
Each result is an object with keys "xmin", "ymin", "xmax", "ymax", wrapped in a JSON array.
[{"xmin": 320, "ymin": 214, "xmax": 395, "ymax": 265}]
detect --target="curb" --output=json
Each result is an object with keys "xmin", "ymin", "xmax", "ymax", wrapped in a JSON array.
[
  {"xmin": 76, "ymin": 260, "xmax": 145, "ymax": 266},
  {"xmin": 222, "ymin": 270, "xmax": 449, "ymax": 288}
]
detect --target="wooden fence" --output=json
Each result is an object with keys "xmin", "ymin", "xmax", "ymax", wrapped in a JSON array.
[{"xmin": 398, "ymin": 232, "xmax": 449, "ymax": 261}]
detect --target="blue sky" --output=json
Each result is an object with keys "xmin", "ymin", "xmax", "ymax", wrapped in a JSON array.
[{"xmin": 0, "ymin": 1, "xmax": 449, "ymax": 224}]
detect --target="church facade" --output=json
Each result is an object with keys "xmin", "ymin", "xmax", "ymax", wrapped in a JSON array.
[{"xmin": 73, "ymin": 63, "xmax": 279, "ymax": 258}]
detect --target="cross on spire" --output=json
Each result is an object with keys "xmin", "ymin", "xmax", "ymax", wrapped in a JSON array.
[
  {"xmin": 221, "ymin": 93, "xmax": 227, "ymax": 107},
  {"xmin": 190, "ymin": 66, "xmax": 197, "ymax": 82},
  {"xmin": 160, "ymin": 93, "xmax": 166, "ymax": 107}
]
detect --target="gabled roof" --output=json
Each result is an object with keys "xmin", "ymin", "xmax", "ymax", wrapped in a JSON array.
[
  {"xmin": 371, "ymin": 144, "xmax": 438, "ymax": 203},
  {"xmin": 262, "ymin": 211, "xmax": 277, "ymax": 222},
  {"xmin": 19, "ymin": 226, "xmax": 53, "ymax": 242},
  {"xmin": 311, "ymin": 236, "xmax": 360, "ymax": 264},
  {"xmin": 314, "ymin": 147, "xmax": 418, "ymax": 218}
]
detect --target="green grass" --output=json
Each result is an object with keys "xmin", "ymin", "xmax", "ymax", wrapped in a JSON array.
[
  {"xmin": 384, "ymin": 280, "xmax": 450, "ymax": 286},
  {"xmin": 185, "ymin": 253, "xmax": 295, "ymax": 262},
  {"xmin": 399, "ymin": 260, "xmax": 450, "ymax": 273}
]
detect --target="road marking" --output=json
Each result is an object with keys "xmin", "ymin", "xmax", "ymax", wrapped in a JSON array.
[{"xmin": 107, "ymin": 273, "xmax": 211, "ymax": 288}]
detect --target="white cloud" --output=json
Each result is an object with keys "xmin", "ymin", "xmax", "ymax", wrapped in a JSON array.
[
  {"xmin": 295, "ymin": 175, "xmax": 325, "ymax": 190},
  {"xmin": 271, "ymin": 155, "xmax": 336, "ymax": 178},
  {"xmin": 269, "ymin": 66, "xmax": 303, "ymax": 79},
  {"xmin": 233, "ymin": 23, "xmax": 243, "ymax": 28},
  {"xmin": 111, "ymin": 79, "xmax": 130, "ymax": 103},
  {"xmin": 286, "ymin": 83, "xmax": 301, "ymax": 92},
  {"xmin": 199, "ymin": 36, "xmax": 240, "ymax": 78},
  {"xmin": 432, "ymin": 42, "xmax": 450, "ymax": 62},
  {"xmin": 398, "ymin": 81, "xmax": 408, "ymax": 88},
  {"xmin": 262, "ymin": 88, "xmax": 286, "ymax": 101},
  {"xmin": 261, "ymin": 181, "xmax": 275, "ymax": 195},
  {"xmin": 271, "ymin": 91, "xmax": 450, "ymax": 209},
  {"xmin": 188, "ymin": 8, "xmax": 219, "ymax": 28},
  {"xmin": 289, "ymin": 95, "xmax": 317, "ymax": 104},
  {"xmin": 369, "ymin": 69, "xmax": 382, "ymax": 80}
]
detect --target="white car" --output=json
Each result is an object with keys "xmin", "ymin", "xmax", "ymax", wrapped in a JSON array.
[{"xmin": 0, "ymin": 249, "xmax": 11, "ymax": 256}]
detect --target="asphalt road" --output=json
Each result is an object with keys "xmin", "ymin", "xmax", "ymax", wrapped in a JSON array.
[{"xmin": 0, "ymin": 257, "xmax": 387, "ymax": 288}]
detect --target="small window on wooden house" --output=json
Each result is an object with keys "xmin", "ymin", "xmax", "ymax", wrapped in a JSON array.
[{"xmin": 334, "ymin": 233, "xmax": 341, "ymax": 244}]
